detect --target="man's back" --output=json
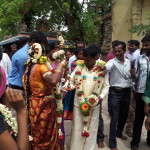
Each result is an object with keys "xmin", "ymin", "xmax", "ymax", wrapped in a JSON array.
[{"xmin": 8, "ymin": 44, "xmax": 29, "ymax": 87}]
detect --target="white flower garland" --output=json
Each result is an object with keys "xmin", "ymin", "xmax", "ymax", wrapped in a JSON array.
[
  {"xmin": 46, "ymin": 60, "xmax": 64, "ymax": 139},
  {"xmin": 73, "ymin": 61, "xmax": 106, "ymax": 137},
  {"xmin": 52, "ymin": 50, "xmax": 65, "ymax": 60},
  {"xmin": 0, "ymin": 104, "xmax": 17, "ymax": 136}
]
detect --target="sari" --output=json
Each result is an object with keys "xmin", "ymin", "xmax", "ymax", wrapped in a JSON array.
[
  {"xmin": 0, "ymin": 66, "xmax": 6, "ymax": 98},
  {"xmin": 28, "ymin": 64, "xmax": 61, "ymax": 150},
  {"xmin": 63, "ymin": 60, "xmax": 76, "ymax": 120},
  {"xmin": 142, "ymin": 73, "xmax": 150, "ymax": 103}
]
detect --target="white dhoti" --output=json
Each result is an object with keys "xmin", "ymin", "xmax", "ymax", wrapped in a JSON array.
[{"xmin": 70, "ymin": 104, "xmax": 100, "ymax": 150}]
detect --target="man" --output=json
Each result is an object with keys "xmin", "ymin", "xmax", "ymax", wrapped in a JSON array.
[
  {"xmin": 125, "ymin": 40, "xmax": 140, "ymax": 68},
  {"xmin": 68, "ymin": 41, "xmax": 85, "ymax": 74},
  {"xmin": 105, "ymin": 40, "xmax": 119, "ymax": 62},
  {"xmin": 106, "ymin": 41, "xmax": 132, "ymax": 150},
  {"xmin": 8, "ymin": 31, "xmax": 47, "ymax": 90},
  {"xmin": 69, "ymin": 44, "xmax": 109, "ymax": 150},
  {"xmin": 106, "ymin": 40, "xmax": 119, "ymax": 116},
  {"xmin": 124, "ymin": 40, "xmax": 140, "ymax": 137},
  {"xmin": 130, "ymin": 35, "xmax": 150, "ymax": 150},
  {"xmin": 9, "ymin": 44, "xmax": 18, "ymax": 59},
  {"xmin": 0, "ymin": 48, "xmax": 12, "ymax": 80}
]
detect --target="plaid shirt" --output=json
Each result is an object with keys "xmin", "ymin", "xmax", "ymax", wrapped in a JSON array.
[{"xmin": 135, "ymin": 54, "xmax": 150, "ymax": 93}]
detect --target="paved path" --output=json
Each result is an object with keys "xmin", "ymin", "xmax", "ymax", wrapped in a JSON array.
[{"xmin": 64, "ymin": 98, "xmax": 150, "ymax": 150}]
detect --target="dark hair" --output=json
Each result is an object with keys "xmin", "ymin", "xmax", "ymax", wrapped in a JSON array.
[
  {"xmin": 83, "ymin": 44, "xmax": 100, "ymax": 57},
  {"xmin": 24, "ymin": 44, "xmax": 45, "ymax": 108},
  {"xmin": 74, "ymin": 47, "xmax": 84, "ymax": 55},
  {"xmin": 65, "ymin": 48, "xmax": 74, "ymax": 54},
  {"xmin": 113, "ymin": 41, "xmax": 126, "ymax": 51},
  {"xmin": 45, "ymin": 43, "xmax": 57, "ymax": 55},
  {"xmin": 141, "ymin": 35, "xmax": 150, "ymax": 43},
  {"xmin": 11, "ymin": 44, "xmax": 18, "ymax": 48},
  {"xmin": 75, "ymin": 41, "xmax": 85, "ymax": 48},
  {"xmin": 112, "ymin": 40, "xmax": 119, "ymax": 46},
  {"xmin": 128, "ymin": 40, "xmax": 140, "ymax": 47},
  {"xmin": 28, "ymin": 31, "xmax": 48, "ymax": 45}
]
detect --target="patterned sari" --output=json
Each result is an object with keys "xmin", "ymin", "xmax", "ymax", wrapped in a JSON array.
[{"xmin": 28, "ymin": 64, "xmax": 61, "ymax": 150}]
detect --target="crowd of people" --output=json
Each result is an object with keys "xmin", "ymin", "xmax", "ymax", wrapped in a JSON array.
[{"xmin": 0, "ymin": 31, "xmax": 150, "ymax": 150}]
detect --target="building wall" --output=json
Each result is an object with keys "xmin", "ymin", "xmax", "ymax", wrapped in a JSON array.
[{"xmin": 112, "ymin": 0, "xmax": 150, "ymax": 43}]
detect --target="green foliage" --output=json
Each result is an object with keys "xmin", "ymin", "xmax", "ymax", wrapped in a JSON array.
[
  {"xmin": 129, "ymin": 15, "xmax": 150, "ymax": 36},
  {"xmin": 0, "ymin": 0, "xmax": 111, "ymax": 44}
]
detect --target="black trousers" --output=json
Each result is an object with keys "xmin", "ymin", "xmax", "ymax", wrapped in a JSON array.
[
  {"xmin": 131, "ymin": 93, "xmax": 150, "ymax": 148},
  {"xmin": 109, "ymin": 87, "xmax": 131, "ymax": 148},
  {"xmin": 97, "ymin": 102, "xmax": 104, "ymax": 143}
]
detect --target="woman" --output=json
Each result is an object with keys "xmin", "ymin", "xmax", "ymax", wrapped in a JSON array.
[
  {"xmin": 0, "ymin": 49, "xmax": 28, "ymax": 150},
  {"xmin": 23, "ymin": 43, "xmax": 65, "ymax": 150}
]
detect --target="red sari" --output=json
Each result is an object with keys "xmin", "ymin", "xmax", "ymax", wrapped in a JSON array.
[{"xmin": 28, "ymin": 64, "xmax": 61, "ymax": 150}]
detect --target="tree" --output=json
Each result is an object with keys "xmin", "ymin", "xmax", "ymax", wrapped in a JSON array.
[{"xmin": 0, "ymin": 0, "xmax": 111, "ymax": 44}]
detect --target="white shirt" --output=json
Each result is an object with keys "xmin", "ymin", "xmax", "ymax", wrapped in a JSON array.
[
  {"xmin": 134, "ymin": 54, "xmax": 150, "ymax": 93},
  {"xmin": 0, "ymin": 53, "xmax": 12, "ymax": 79},
  {"xmin": 68, "ymin": 55, "xmax": 76, "ymax": 74},
  {"xmin": 106, "ymin": 58, "xmax": 132, "ymax": 88},
  {"xmin": 124, "ymin": 49, "xmax": 140, "ymax": 62}
]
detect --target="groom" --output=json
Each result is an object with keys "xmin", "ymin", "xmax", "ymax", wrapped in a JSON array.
[{"xmin": 69, "ymin": 44, "xmax": 109, "ymax": 150}]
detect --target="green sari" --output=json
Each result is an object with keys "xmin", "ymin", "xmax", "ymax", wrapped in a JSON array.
[{"xmin": 142, "ymin": 73, "xmax": 150, "ymax": 103}]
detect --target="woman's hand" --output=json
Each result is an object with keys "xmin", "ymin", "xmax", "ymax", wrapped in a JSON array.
[{"xmin": 5, "ymin": 88, "xmax": 26, "ymax": 113}]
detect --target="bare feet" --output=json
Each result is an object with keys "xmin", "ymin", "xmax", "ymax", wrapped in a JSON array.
[
  {"xmin": 98, "ymin": 142, "xmax": 105, "ymax": 148},
  {"xmin": 131, "ymin": 147, "xmax": 138, "ymax": 150},
  {"xmin": 125, "ymin": 131, "xmax": 133, "ymax": 137},
  {"xmin": 110, "ymin": 148, "xmax": 119, "ymax": 150},
  {"xmin": 117, "ymin": 134, "xmax": 128, "ymax": 140}
]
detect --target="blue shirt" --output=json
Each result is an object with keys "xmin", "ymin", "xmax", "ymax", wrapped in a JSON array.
[{"xmin": 8, "ymin": 44, "xmax": 30, "ymax": 87}]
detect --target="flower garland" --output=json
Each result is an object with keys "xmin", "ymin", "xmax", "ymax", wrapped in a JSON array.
[
  {"xmin": 0, "ymin": 104, "xmax": 17, "ymax": 136},
  {"xmin": 45, "ymin": 54, "xmax": 64, "ymax": 140},
  {"xmin": 52, "ymin": 50, "xmax": 65, "ymax": 61},
  {"xmin": 74, "ymin": 60, "xmax": 106, "ymax": 137}
]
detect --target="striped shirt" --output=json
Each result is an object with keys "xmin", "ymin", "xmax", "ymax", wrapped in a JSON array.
[{"xmin": 135, "ymin": 54, "xmax": 150, "ymax": 93}]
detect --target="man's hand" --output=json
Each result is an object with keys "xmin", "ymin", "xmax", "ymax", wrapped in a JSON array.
[
  {"xmin": 130, "ymin": 69, "xmax": 136, "ymax": 78},
  {"xmin": 93, "ymin": 65, "xmax": 106, "ymax": 72},
  {"xmin": 96, "ymin": 96, "xmax": 103, "ymax": 106},
  {"xmin": 145, "ymin": 117, "xmax": 150, "ymax": 130},
  {"xmin": 144, "ymin": 103, "xmax": 150, "ymax": 115}
]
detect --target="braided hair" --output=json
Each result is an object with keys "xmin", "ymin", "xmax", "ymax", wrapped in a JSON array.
[{"xmin": 23, "ymin": 43, "xmax": 45, "ymax": 108}]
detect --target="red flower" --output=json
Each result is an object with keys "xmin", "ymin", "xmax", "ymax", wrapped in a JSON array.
[
  {"xmin": 89, "ymin": 98, "xmax": 95, "ymax": 104},
  {"xmin": 81, "ymin": 131, "xmax": 90, "ymax": 137},
  {"xmin": 98, "ymin": 73, "xmax": 105, "ymax": 77},
  {"xmin": 59, "ymin": 134, "xmax": 64, "ymax": 140},
  {"xmin": 75, "ymin": 71, "xmax": 81, "ymax": 75},
  {"xmin": 85, "ymin": 132, "xmax": 90, "ymax": 137}
]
